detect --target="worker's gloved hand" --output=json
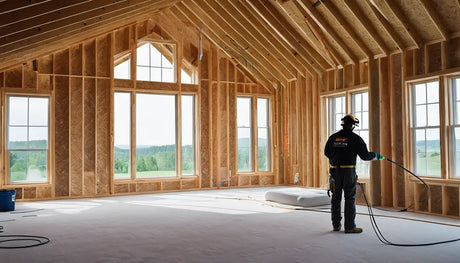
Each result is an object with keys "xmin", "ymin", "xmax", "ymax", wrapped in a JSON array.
[{"xmin": 374, "ymin": 153, "xmax": 385, "ymax": 160}]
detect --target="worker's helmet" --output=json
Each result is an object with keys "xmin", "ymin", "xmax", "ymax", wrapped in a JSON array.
[{"xmin": 341, "ymin": 114, "xmax": 359, "ymax": 129}]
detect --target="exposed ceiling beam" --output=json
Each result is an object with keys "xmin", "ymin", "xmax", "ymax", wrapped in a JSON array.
[
  {"xmin": 296, "ymin": 0, "xmax": 358, "ymax": 65},
  {"xmin": 172, "ymin": 3, "xmax": 278, "ymax": 86},
  {"xmin": 193, "ymin": 0, "xmax": 297, "ymax": 80},
  {"xmin": 0, "ymin": 0, "xmax": 92, "ymax": 28},
  {"xmin": 343, "ymin": 0, "xmax": 389, "ymax": 56},
  {"xmin": 229, "ymin": 0, "xmax": 317, "ymax": 75},
  {"xmin": 0, "ymin": 0, "xmax": 52, "ymax": 15},
  {"xmin": 181, "ymin": 0, "xmax": 289, "ymax": 83},
  {"xmin": 0, "ymin": 0, "xmax": 177, "ymax": 69},
  {"xmin": 289, "ymin": 0, "xmax": 345, "ymax": 67},
  {"xmin": 364, "ymin": 0, "xmax": 404, "ymax": 52},
  {"xmin": 213, "ymin": 0, "xmax": 309, "ymax": 77},
  {"xmin": 375, "ymin": 0, "xmax": 422, "ymax": 48},
  {"xmin": 0, "ymin": 0, "xmax": 156, "ymax": 48},
  {"xmin": 418, "ymin": 0, "xmax": 449, "ymax": 41},
  {"xmin": 319, "ymin": 0, "xmax": 374, "ymax": 59},
  {"xmin": 245, "ymin": 0, "xmax": 328, "ymax": 74}
]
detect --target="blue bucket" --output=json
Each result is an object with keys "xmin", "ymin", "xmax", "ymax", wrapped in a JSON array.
[{"xmin": 0, "ymin": 190, "xmax": 16, "ymax": 212}]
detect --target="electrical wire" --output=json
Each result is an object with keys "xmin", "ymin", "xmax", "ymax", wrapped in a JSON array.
[
  {"xmin": 358, "ymin": 158, "xmax": 460, "ymax": 247},
  {"xmin": 0, "ymin": 234, "xmax": 50, "ymax": 249}
]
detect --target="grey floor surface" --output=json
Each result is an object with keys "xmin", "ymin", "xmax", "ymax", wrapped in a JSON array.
[{"xmin": 1, "ymin": 187, "xmax": 459, "ymax": 263}]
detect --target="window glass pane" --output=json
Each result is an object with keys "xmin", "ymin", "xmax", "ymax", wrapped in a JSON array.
[
  {"xmin": 28, "ymin": 150, "xmax": 47, "ymax": 182},
  {"xmin": 150, "ymin": 68, "xmax": 161, "ymax": 82},
  {"xmin": 162, "ymin": 68, "xmax": 174, "ymax": 83},
  {"xmin": 454, "ymin": 127, "xmax": 460, "ymax": 178},
  {"xmin": 9, "ymin": 151, "xmax": 27, "ymax": 183},
  {"xmin": 9, "ymin": 150, "xmax": 47, "ymax": 183},
  {"xmin": 415, "ymin": 84, "xmax": 426, "ymax": 104},
  {"xmin": 334, "ymin": 114, "xmax": 342, "ymax": 132},
  {"xmin": 415, "ymin": 129, "xmax": 426, "ymax": 153},
  {"xmin": 237, "ymin": 128, "xmax": 251, "ymax": 172},
  {"xmin": 237, "ymin": 98, "xmax": 251, "ymax": 127},
  {"xmin": 114, "ymin": 58, "xmax": 131, "ymax": 80},
  {"xmin": 162, "ymin": 56, "xmax": 174, "ymax": 69},
  {"xmin": 114, "ymin": 93, "xmax": 131, "ymax": 180},
  {"xmin": 362, "ymin": 112, "xmax": 369, "ymax": 129},
  {"xmin": 456, "ymin": 101, "xmax": 460, "ymax": 125},
  {"xmin": 181, "ymin": 69, "xmax": 192, "ymax": 84},
  {"xmin": 426, "ymin": 81, "xmax": 439, "ymax": 103},
  {"xmin": 137, "ymin": 44, "xmax": 150, "ymax": 66},
  {"xmin": 29, "ymin": 127, "xmax": 48, "ymax": 149},
  {"xmin": 427, "ymin": 104, "xmax": 439, "ymax": 126},
  {"xmin": 182, "ymin": 95, "xmax": 195, "ymax": 175},
  {"xmin": 29, "ymin": 98, "xmax": 48, "ymax": 126},
  {"xmin": 9, "ymin": 127, "xmax": 28, "ymax": 149},
  {"xmin": 137, "ymin": 66, "xmax": 149, "ymax": 81},
  {"xmin": 136, "ymin": 94, "xmax": 176, "ymax": 178},
  {"xmin": 150, "ymin": 44, "xmax": 162, "ymax": 67},
  {"xmin": 258, "ymin": 127, "xmax": 269, "ymax": 171},
  {"xmin": 425, "ymin": 128, "xmax": 441, "ymax": 176},
  {"xmin": 362, "ymin": 93, "xmax": 368, "ymax": 111},
  {"xmin": 415, "ymin": 105, "xmax": 426, "ymax": 127},
  {"xmin": 9, "ymin": 97, "xmax": 28, "ymax": 125},
  {"xmin": 353, "ymin": 93, "xmax": 361, "ymax": 112},
  {"xmin": 257, "ymin": 98, "xmax": 268, "ymax": 127}
]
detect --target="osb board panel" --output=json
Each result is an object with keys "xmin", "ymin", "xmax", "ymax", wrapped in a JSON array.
[
  {"xmin": 96, "ymin": 79, "xmax": 110, "ymax": 195},
  {"xmin": 260, "ymin": 175, "xmax": 274, "ymax": 185},
  {"xmin": 37, "ymin": 186, "xmax": 52, "ymax": 199},
  {"xmin": 211, "ymin": 47, "xmax": 218, "ymax": 81},
  {"xmin": 237, "ymin": 84, "xmax": 244, "ymax": 93},
  {"xmin": 181, "ymin": 179, "xmax": 197, "ymax": 190},
  {"xmin": 445, "ymin": 187, "xmax": 459, "ymax": 217},
  {"xmin": 38, "ymin": 75, "xmax": 52, "ymax": 91},
  {"xmin": 236, "ymin": 69, "xmax": 244, "ymax": 83},
  {"xmin": 137, "ymin": 21, "xmax": 148, "ymax": 40},
  {"xmin": 344, "ymin": 64, "xmax": 354, "ymax": 87},
  {"xmin": 219, "ymin": 168, "xmax": 229, "ymax": 187},
  {"xmin": 447, "ymin": 37, "xmax": 460, "ymax": 69},
  {"xmin": 219, "ymin": 83, "xmax": 228, "ymax": 168},
  {"xmin": 200, "ymin": 80, "xmax": 211, "ymax": 188},
  {"xmin": 114, "ymin": 27, "xmax": 130, "ymax": 55},
  {"xmin": 54, "ymin": 49, "xmax": 69, "ymax": 75},
  {"xmin": 201, "ymin": 49, "xmax": 209, "ymax": 80},
  {"xmin": 14, "ymin": 188, "xmax": 23, "ymax": 200},
  {"xmin": 404, "ymin": 50, "xmax": 415, "ymax": 77},
  {"xmin": 163, "ymin": 181, "xmax": 181, "ymax": 191},
  {"xmin": 114, "ymin": 183, "xmax": 129, "ymax": 194},
  {"xmin": 430, "ymin": 185, "xmax": 443, "ymax": 214},
  {"xmin": 415, "ymin": 46, "xmax": 425, "ymax": 76},
  {"xmin": 23, "ymin": 187, "xmax": 37, "ymax": 199},
  {"xmin": 250, "ymin": 175, "xmax": 259, "ymax": 185},
  {"xmin": 211, "ymin": 83, "xmax": 218, "ymax": 187},
  {"xmin": 229, "ymin": 84, "xmax": 237, "ymax": 186},
  {"xmin": 228, "ymin": 62, "xmax": 235, "ymax": 82},
  {"xmin": 84, "ymin": 40, "xmax": 96, "ymax": 77},
  {"xmin": 129, "ymin": 183, "xmax": 136, "ymax": 193},
  {"xmin": 84, "ymin": 78, "xmax": 96, "ymax": 196},
  {"xmin": 0, "ymin": 72, "xmax": 3, "ymax": 87},
  {"xmin": 55, "ymin": 76, "xmax": 70, "ymax": 197},
  {"xmin": 416, "ymin": 183, "xmax": 428, "ymax": 212},
  {"xmin": 428, "ymin": 42, "xmax": 442, "ymax": 73},
  {"xmin": 70, "ymin": 77, "xmax": 83, "ymax": 197},
  {"xmin": 70, "ymin": 44, "xmax": 83, "ymax": 76},
  {"xmin": 97, "ymin": 35, "xmax": 110, "ymax": 78},
  {"xmin": 38, "ymin": 54, "xmax": 53, "ymax": 74},
  {"xmin": 239, "ymin": 175, "xmax": 250, "ymax": 186},
  {"xmin": 5, "ymin": 67, "xmax": 21, "ymax": 88},
  {"xmin": 23, "ymin": 62, "xmax": 37, "ymax": 90},
  {"xmin": 219, "ymin": 57, "xmax": 227, "ymax": 82},
  {"xmin": 137, "ymin": 182, "xmax": 161, "ymax": 192}
]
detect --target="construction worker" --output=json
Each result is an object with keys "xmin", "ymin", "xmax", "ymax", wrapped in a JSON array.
[{"xmin": 324, "ymin": 114, "xmax": 384, "ymax": 233}]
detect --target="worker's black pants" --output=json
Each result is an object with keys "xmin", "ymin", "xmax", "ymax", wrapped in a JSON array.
[{"xmin": 330, "ymin": 168, "xmax": 357, "ymax": 231}]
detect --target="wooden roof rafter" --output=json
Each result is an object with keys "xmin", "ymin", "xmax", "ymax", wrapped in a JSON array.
[
  {"xmin": 318, "ymin": 0, "xmax": 374, "ymax": 59},
  {"xmin": 296, "ymin": 0, "xmax": 358, "ymax": 65},
  {"xmin": 288, "ymin": 0, "xmax": 345, "ymax": 67},
  {"xmin": 178, "ymin": 0, "xmax": 289, "ymax": 84},
  {"xmin": 418, "ymin": 0, "xmax": 449, "ymax": 41},
  {"xmin": 229, "ymin": 0, "xmax": 318, "ymax": 75},
  {"xmin": 364, "ymin": 0, "xmax": 405, "ymax": 52},
  {"xmin": 343, "ymin": 0, "xmax": 390, "ymax": 57},
  {"xmin": 245, "ymin": 0, "xmax": 332, "ymax": 73},
  {"xmin": 211, "ymin": 0, "xmax": 309, "ymax": 78},
  {"xmin": 170, "ymin": 3, "xmax": 276, "ymax": 88},
  {"xmin": 193, "ymin": 0, "xmax": 298, "ymax": 80},
  {"xmin": 374, "ymin": 0, "xmax": 423, "ymax": 48}
]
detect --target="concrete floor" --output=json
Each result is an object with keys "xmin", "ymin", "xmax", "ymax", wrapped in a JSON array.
[{"xmin": 1, "ymin": 187, "xmax": 459, "ymax": 263}]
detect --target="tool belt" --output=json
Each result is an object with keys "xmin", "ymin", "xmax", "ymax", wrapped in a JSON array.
[{"xmin": 330, "ymin": 165, "xmax": 356, "ymax": 169}]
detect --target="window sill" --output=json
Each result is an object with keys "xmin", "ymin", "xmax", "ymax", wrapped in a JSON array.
[
  {"xmin": 2, "ymin": 182, "xmax": 51, "ymax": 188},
  {"xmin": 409, "ymin": 177, "xmax": 460, "ymax": 185}
]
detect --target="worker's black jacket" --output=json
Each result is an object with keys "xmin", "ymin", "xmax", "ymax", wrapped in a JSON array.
[{"xmin": 324, "ymin": 128, "xmax": 376, "ymax": 166}]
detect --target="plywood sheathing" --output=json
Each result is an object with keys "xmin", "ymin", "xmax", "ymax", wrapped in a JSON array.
[{"xmin": 55, "ymin": 76, "xmax": 70, "ymax": 197}]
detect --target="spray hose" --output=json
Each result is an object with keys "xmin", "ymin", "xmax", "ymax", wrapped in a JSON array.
[{"xmin": 360, "ymin": 157, "xmax": 460, "ymax": 247}]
